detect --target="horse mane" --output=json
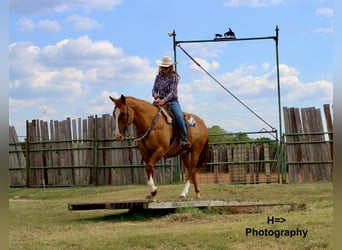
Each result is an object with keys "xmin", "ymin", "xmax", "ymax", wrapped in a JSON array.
[{"xmin": 124, "ymin": 96, "xmax": 159, "ymax": 112}]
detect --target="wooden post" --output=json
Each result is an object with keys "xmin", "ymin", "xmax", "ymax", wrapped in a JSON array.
[
  {"xmin": 25, "ymin": 120, "xmax": 30, "ymax": 187},
  {"xmin": 323, "ymin": 104, "xmax": 333, "ymax": 160}
]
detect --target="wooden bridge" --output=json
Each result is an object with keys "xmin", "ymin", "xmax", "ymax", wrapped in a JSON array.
[{"xmin": 68, "ymin": 199, "xmax": 306, "ymax": 213}]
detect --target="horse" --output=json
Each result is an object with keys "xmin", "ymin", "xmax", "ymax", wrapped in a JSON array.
[{"xmin": 109, "ymin": 95, "xmax": 209, "ymax": 199}]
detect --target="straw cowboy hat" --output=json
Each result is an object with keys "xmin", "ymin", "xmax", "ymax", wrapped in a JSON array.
[{"xmin": 156, "ymin": 55, "xmax": 174, "ymax": 67}]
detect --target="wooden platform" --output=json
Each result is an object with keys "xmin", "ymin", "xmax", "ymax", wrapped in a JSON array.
[{"xmin": 68, "ymin": 199, "xmax": 306, "ymax": 213}]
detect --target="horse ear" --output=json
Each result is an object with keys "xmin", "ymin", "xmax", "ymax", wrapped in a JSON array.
[
  {"xmin": 109, "ymin": 96, "xmax": 116, "ymax": 103},
  {"xmin": 120, "ymin": 94, "xmax": 126, "ymax": 104}
]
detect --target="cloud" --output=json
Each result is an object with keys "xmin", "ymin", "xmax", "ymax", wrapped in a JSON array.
[
  {"xmin": 189, "ymin": 58, "xmax": 220, "ymax": 72},
  {"xmin": 316, "ymin": 8, "xmax": 333, "ymax": 18},
  {"xmin": 313, "ymin": 25, "xmax": 333, "ymax": 34},
  {"xmin": 187, "ymin": 62, "xmax": 332, "ymax": 105},
  {"xmin": 10, "ymin": 0, "xmax": 124, "ymax": 14},
  {"xmin": 37, "ymin": 20, "xmax": 61, "ymax": 32},
  {"xmin": 279, "ymin": 64, "xmax": 332, "ymax": 103},
  {"xmin": 224, "ymin": 0, "xmax": 284, "ymax": 7},
  {"xmin": 17, "ymin": 18, "xmax": 61, "ymax": 33},
  {"xmin": 17, "ymin": 18, "xmax": 35, "ymax": 32},
  {"xmin": 65, "ymin": 15, "xmax": 102, "ymax": 30},
  {"xmin": 9, "ymin": 36, "xmax": 156, "ymax": 114},
  {"xmin": 182, "ymin": 43, "xmax": 226, "ymax": 58}
]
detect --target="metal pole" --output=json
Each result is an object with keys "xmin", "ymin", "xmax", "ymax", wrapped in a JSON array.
[
  {"xmin": 169, "ymin": 30, "xmax": 181, "ymax": 181},
  {"xmin": 275, "ymin": 26, "xmax": 282, "ymax": 142},
  {"xmin": 169, "ymin": 30, "xmax": 177, "ymax": 72},
  {"xmin": 275, "ymin": 25, "xmax": 286, "ymax": 183},
  {"xmin": 274, "ymin": 26, "xmax": 286, "ymax": 183},
  {"xmin": 175, "ymin": 36, "xmax": 277, "ymax": 45}
]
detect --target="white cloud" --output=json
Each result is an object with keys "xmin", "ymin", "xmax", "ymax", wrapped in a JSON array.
[
  {"xmin": 10, "ymin": 0, "xmax": 123, "ymax": 14},
  {"xmin": 313, "ymin": 26, "xmax": 333, "ymax": 34},
  {"xmin": 42, "ymin": 36, "xmax": 123, "ymax": 63},
  {"xmin": 182, "ymin": 43, "xmax": 226, "ymax": 58},
  {"xmin": 17, "ymin": 18, "xmax": 61, "ymax": 33},
  {"xmin": 65, "ymin": 15, "xmax": 102, "ymax": 31},
  {"xmin": 224, "ymin": 0, "xmax": 284, "ymax": 7},
  {"xmin": 9, "ymin": 36, "xmax": 156, "ymax": 120},
  {"xmin": 17, "ymin": 18, "xmax": 35, "ymax": 32},
  {"xmin": 189, "ymin": 58, "xmax": 220, "ymax": 72},
  {"xmin": 316, "ymin": 8, "xmax": 333, "ymax": 18},
  {"xmin": 187, "ymin": 63, "xmax": 332, "ymax": 105},
  {"xmin": 37, "ymin": 20, "xmax": 61, "ymax": 33}
]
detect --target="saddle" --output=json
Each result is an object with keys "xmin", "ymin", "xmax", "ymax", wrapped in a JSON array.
[{"xmin": 154, "ymin": 102, "xmax": 196, "ymax": 147}]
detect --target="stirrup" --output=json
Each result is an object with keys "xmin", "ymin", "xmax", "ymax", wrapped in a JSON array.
[{"xmin": 181, "ymin": 139, "xmax": 190, "ymax": 149}]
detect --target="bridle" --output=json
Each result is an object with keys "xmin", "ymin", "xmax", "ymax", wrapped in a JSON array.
[
  {"xmin": 114, "ymin": 104, "xmax": 130, "ymax": 137},
  {"xmin": 114, "ymin": 103, "xmax": 162, "ymax": 142}
]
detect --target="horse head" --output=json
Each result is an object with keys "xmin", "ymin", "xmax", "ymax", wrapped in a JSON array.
[{"xmin": 109, "ymin": 94, "xmax": 134, "ymax": 141}]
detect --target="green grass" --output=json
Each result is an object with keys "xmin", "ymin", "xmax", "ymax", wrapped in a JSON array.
[{"xmin": 9, "ymin": 182, "xmax": 333, "ymax": 249}]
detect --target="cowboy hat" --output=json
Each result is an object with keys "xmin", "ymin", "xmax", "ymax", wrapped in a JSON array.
[{"xmin": 156, "ymin": 55, "xmax": 174, "ymax": 67}]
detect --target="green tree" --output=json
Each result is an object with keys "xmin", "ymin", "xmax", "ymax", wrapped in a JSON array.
[{"xmin": 208, "ymin": 125, "xmax": 233, "ymax": 143}]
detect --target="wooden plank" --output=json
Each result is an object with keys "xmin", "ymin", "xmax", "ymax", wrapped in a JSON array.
[
  {"xmin": 87, "ymin": 116, "xmax": 95, "ymax": 184},
  {"xmin": 96, "ymin": 116, "xmax": 105, "ymax": 185},
  {"xmin": 301, "ymin": 108, "xmax": 323, "ymax": 181},
  {"xmin": 283, "ymin": 107, "xmax": 305, "ymax": 183},
  {"xmin": 66, "ymin": 118, "xmax": 74, "ymax": 184},
  {"xmin": 9, "ymin": 126, "xmax": 26, "ymax": 186},
  {"xmin": 248, "ymin": 144, "xmax": 255, "ymax": 184},
  {"xmin": 29, "ymin": 119, "xmax": 45, "ymax": 186},
  {"xmin": 68, "ymin": 199, "xmax": 306, "ymax": 213},
  {"xmin": 323, "ymin": 104, "xmax": 333, "ymax": 162},
  {"xmin": 41, "ymin": 120, "xmax": 50, "ymax": 186},
  {"xmin": 263, "ymin": 143, "xmax": 271, "ymax": 183},
  {"xmin": 50, "ymin": 120, "xmax": 59, "ymax": 185},
  {"xmin": 72, "ymin": 119, "xmax": 80, "ymax": 184},
  {"xmin": 80, "ymin": 118, "xmax": 91, "ymax": 184},
  {"xmin": 103, "ymin": 114, "xmax": 112, "ymax": 185}
]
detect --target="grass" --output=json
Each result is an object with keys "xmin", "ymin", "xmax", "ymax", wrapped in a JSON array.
[{"xmin": 9, "ymin": 182, "xmax": 333, "ymax": 249}]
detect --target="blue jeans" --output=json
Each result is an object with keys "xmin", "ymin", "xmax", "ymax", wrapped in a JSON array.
[{"xmin": 169, "ymin": 99, "xmax": 187, "ymax": 139}]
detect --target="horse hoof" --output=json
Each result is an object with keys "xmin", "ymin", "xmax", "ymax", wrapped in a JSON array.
[
  {"xmin": 146, "ymin": 190, "xmax": 157, "ymax": 200},
  {"xmin": 145, "ymin": 194, "xmax": 153, "ymax": 200}
]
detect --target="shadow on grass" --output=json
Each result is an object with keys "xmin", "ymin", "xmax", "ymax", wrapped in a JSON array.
[{"xmin": 78, "ymin": 208, "xmax": 177, "ymax": 223}]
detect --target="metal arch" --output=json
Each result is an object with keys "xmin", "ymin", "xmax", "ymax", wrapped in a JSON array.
[{"xmin": 168, "ymin": 26, "xmax": 282, "ymax": 144}]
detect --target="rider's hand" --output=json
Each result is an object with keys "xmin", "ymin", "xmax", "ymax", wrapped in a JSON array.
[{"xmin": 155, "ymin": 98, "xmax": 165, "ymax": 106}]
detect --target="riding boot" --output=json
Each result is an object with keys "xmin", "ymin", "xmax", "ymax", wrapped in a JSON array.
[{"xmin": 181, "ymin": 137, "xmax": 191, "ymax": 149}]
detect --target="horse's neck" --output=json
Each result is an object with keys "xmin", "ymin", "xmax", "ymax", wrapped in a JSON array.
[{"xmin": 127, "ymin": 98, "xmax": 158, "ymax": 131}]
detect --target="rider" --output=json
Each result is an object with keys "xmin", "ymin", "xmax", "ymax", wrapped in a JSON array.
[{"xmin": 152, "ymin": 55, "xmax": 190, "ymax": 149}]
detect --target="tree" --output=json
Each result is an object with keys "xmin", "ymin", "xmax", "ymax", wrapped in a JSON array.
[{"xmin": 208, "ymin": 125, "xmax": 233, "ymax": 143}]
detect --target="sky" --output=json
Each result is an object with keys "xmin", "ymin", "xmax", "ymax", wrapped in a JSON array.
[{"xmin": 9, "ymin": 0, "xmax": 333, "ymax": 138}]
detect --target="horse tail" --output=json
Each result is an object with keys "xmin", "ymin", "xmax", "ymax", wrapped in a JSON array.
[{"xmin": 197, "ymin": 137, "xmax": 209, "ymax": 169}]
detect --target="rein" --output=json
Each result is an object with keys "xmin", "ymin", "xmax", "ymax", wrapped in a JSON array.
[{"xmin": 134, "ymin": 108, "xmax": 161, "ymax": 142}]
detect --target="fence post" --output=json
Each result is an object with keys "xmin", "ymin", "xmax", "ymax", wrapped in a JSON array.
[
  {"xmin": 25, "ymin": 120, "xmax": 30, "ymax": 188},
  {"xmin": 93, "ymin": 115, "xmax": 98, "ymax": 185}
]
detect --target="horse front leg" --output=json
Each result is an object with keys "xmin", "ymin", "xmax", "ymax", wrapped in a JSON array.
[
  {"xmin": 145, "ymin": 164, "xmax": 157, "ymax": 199},
  {"xmin": 180, "ymin": 180, "xmax": 190, "ymax": 198}
]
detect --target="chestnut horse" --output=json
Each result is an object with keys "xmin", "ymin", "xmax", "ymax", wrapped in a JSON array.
[{"xmin": 109, "ymin": 95, "xmax": 209, "ymax": 199}]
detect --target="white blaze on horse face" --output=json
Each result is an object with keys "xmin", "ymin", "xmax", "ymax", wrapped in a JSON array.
[
  {"xmin": 114, "ymin": 107, "xmax": 121, "ymax": 138},
  {"xmin": 147, "ymin": 176, "xmax": 157, "ymax": 193},
  {"xmin": 180, "ymin": 180, "xmax": 190, "ymax": 197}
]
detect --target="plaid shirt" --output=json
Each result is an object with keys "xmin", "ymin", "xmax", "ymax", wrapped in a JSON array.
[{"xmin": 152, "ymin": 73, "xmax": 179, "ymax": 102}]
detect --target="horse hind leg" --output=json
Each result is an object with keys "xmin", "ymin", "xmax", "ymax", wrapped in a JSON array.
[{"xmin": 179, "ymin": 153, "xmax": 201, "ymax": 199}]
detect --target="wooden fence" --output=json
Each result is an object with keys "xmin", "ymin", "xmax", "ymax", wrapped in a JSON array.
[
  {"xmin": 283, "ymin": 104, "xmax": 333, "ymax": 183},
  {"xmin": 9, "ymin": 115, "xmax": 279, "ymax": 187}
]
